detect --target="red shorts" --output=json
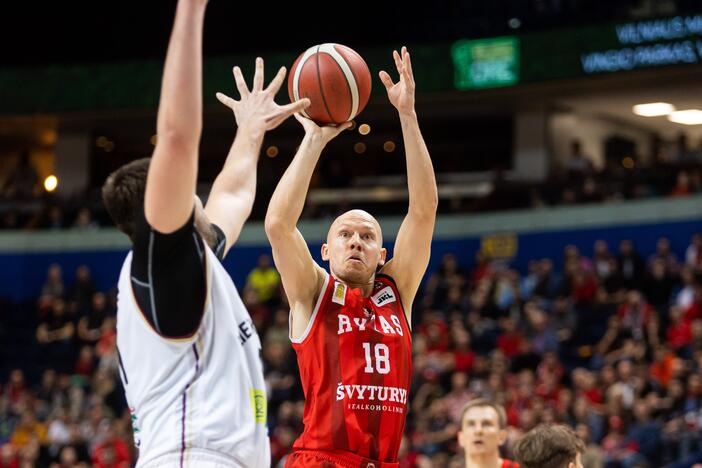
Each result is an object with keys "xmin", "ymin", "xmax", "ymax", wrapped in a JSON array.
[{"xmin": 284, "ymin": 449, "xmax": 399, "ymax": 468}]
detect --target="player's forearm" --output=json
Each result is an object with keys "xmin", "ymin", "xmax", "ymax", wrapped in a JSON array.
[
  {"xmin": 400, "ymin": 112, "xmax": 438, "ymax": 218},
  {"xmin": 210, "ymin": 129, "xmax": 264, "ymax": 209},
  {"xmin": 155, "ymin": 0, "xmax": 206, "ymax": 147},
  {"xmin": 265, "ymin": 135, "xmax": 325, "ymax": 232}
]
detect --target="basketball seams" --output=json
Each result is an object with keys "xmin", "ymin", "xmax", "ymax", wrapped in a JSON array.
[
  {"xmin": 314, "ymin": 45, "xmax": 336, "ymax": 124},
  {"xmin": 319, "ymin": 43, "xmax": 359, "ymax": 122},
  {"xmin": 291, "ymin": 45, "xmax": 317, "ymax": 119}
]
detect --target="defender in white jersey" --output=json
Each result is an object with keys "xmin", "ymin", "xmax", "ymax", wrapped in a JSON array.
[{"xmin": 101, "ymin": 0, "xmax": 310, "ymax": 466}]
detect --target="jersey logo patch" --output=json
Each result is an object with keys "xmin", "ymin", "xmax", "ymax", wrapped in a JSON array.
[
  {"xmin": 249, "ymin": 389, "xmax": 267, "ymax": 424},
  {"xmin": 372, "ymin": 286, "xmax": 396, "ymax": 307},
  {"xmin": 332, "ymin": 281, "xmax": 347, "ymax": 305}
]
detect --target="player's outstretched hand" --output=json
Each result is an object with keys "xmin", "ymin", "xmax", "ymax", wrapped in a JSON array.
[
  {"xmin": 216, "ymin": 57, "xmax": 310, "ymax": 136},
  {"xmin": 379, "ymin": 46, "xmax": 415, "ymax": 116}
]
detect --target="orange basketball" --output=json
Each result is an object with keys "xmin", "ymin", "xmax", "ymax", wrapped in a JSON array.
[{"xmin": 288, "ymin": 43, "xmax": 372, "ymax": 125}]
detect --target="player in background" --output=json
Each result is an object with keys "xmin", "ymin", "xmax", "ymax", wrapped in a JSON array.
[
  {"xmin": 514, "ymin": 424, "xmax": 585, "ymax": 468},
  {"xmin": 101, "ymin": 0, "xmax": 309, "ymax": 466},
  {"xmin": 457, "ymin": 399, "xmax": 520, "ymax": 468}
]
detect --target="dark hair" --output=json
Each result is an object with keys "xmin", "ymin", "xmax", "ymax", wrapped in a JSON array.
[
  {"xmin": 459, "ymin": 398, "xmax": 507, "ymax": 429},
  {"xmin": 101, "ymin": 158, "xmax": 151, "ymax": 241},
  {"xmin": 514, "ymin": 424, "xmax": 585, "ymax": 468}
]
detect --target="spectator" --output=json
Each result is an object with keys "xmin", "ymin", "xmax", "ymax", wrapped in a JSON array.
[
  {"xmin": 245, "ymin": 254, "xmax": 280, "ymax": 304},
  {"xmin": 1, "ymin": 151, "xmax": 39, "ymax": 200}
]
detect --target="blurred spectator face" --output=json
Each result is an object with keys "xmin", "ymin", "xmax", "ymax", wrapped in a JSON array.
[
  {"xmin": 539, "ymin": 259, "xmax": 553, "ymax": 275},
  {"xmin": 575, "ymin": 423, "xmax": 590, "ymax": 444},
  {"xmin": 9, "ymin": 369, "xmax": 24, "ymax": 387},
  {"xmin": 657, "ymin": 237, "xmax": 671, "ymax": 255},
  {"xmin": 76, "ymin": 265, "xmax": 91, "ymax": 282},
  {"xmin": 257, "ymin": 254, "xmax": 272, "ymax": 269},
  {"xmin": 688, "ymin": 374, "xmax": 702, "ymax": 395},
  {"xmin": 651, "ymin": 258, "xmax": 666, "ymax": 278},
  {"xmin": 594, "ymin": 240, "xmax": 608, "ymax": 256},
  {"xmin": 617, "ymin": 360, "xmax": 633, "ymax": 380},
  {"xmin": 682, "ymin": 266, "xmax": 694, "ymax": 285},
  {"xmin": 59, "ymin": 445, "xmax": 78, "ymax": 465},
  {"xmin": 457, "ymin": 405, "xmax": 506, "ymax": 458},
  {"xmin": 669, "ymin": 379, "xmax": 684, "ymax": 400},
  {"xmin": 53, "ymin": 298, "xmax": 67, "ymax": 317},
  {"xmin": 443, "ymin": 254, "xmax": 458, "ymax": 273},
  {"xmin": 41, "ymin": 369, "xmax": 56, "ymax": 388},
  {"xmin": 619, "ymin": 240, "xmax": 634, "ymax": 255},
  {"xmin": 92, "ymin": 292, "xmax": 106, "ymax": 311},
  {"xmin": 633, "ymin": 400, "xmax": 650, "ymax": 422},
  {"xmin": 626, "ymin": 290, "xmax": 643, "ymax": 307},
  {"xmin": 451, "ymin": 372, "xmax": 468, "ymax": 391},
  {"xmin": 47, "ymin": 264, "xmax": 62, "ymax": 283},
  {"xmin": 0, "ymin": 444, "xmax": 16, "ymax": 464}
]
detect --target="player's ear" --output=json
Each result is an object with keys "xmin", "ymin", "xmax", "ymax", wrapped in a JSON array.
[
  {"xmin": 378, "ymin": 247, "xmax": 387, "ymax": 266},
  {"xmin": 321, "ymin": 243, "xmax": 330, "ymax": 261},
  {"xmin": 497, "ymin": 429, "xmax": 508, "ymax": 445}
]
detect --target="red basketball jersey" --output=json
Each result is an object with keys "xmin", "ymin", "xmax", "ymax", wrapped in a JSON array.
[
  {"xmin": 290, "ymin": 273, "xmax": 412, "ymax": 462},
  {"xmin": 502, "ymin": 460, "xmax": 520, "ymax": 468}
]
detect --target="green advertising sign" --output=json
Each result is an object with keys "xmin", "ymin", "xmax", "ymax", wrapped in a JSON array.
[{"xmin": 451, "ymin": 36, "xmax": 520, "ymax": 90}]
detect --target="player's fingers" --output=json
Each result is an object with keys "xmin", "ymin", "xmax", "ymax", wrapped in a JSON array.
[
  {"xmin": 265, "ymin": 66, "xmax": 287, "ymax": 95},
  {"xmin": 252, "ymin": 57, "xmax": 264, "ymax": 92},
  {"xmin": 403, "ymin": 48, "xmax": 414, "ymax": 79},
  {"xmin": 378, "ymin": 71, "xmax": 394, "ymax": 90},
  {"xmin": 216, "ymin": 92, "xmax": 237, "ymax": 109},
  {"xmin": 268, "ymin": 99, "xmax": 311, "ymax": 129},
  {"xmin": 233, "ymin": 66, "xmax": 250, "ymax": 98},
  {"xmin": 393, "ymin": 49, "xmax": 403, "ymax": 75}
]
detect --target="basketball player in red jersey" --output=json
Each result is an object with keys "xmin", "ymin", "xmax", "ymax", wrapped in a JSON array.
[
  {"xmin": 265, "ymin": 47, "xmax": 437, "ymax": 467},
  {"xmin": 457, "ymin": 399, "xmax": 519, "ymax": 468}
]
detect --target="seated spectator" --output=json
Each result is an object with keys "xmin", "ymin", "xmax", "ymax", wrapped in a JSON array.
[
  {"xmin": 244, "ymin": 254, "xmax": 280, "ymax": 305},
  {"xmin": 686, "ymin": 233, "xmax": 702, "ymax": 272},
  {"xmin": 36, "ymin": 298, "xmax": 75, "ymax": 373},
  {"xmin": 41, "ymin": 264, "xmax": 65, "ymax": 299},
  {"xmin": 1, "ymin": 151, "xmax": 39, "ymax": 200}
]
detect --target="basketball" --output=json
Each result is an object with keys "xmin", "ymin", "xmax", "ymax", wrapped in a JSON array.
[{"xmin": 288, "ymin": 43, "xmax": 372, "ymax": 125}]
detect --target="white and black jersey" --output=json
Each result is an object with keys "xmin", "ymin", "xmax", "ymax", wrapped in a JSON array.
[{"xmin": 116, "ymin": 210, "xmax": 269, "ymax": 468}]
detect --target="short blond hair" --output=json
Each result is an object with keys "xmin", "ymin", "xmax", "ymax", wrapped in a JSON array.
[{"xmin": 459, "ymin": 398, "xmax": 507, "ymax": 429}]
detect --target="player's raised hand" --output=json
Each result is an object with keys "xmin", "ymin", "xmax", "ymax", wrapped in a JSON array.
[
  {"xmin": 216, "ymin": 57, "xmax": 310, "ymax": 136},
  {"xmin": 379, "ymin": 46, "xmax": 415, "ymax": 116},
  {"xmin": 293, "ymin": 113, "xmax": 353, "ymax": 146}
]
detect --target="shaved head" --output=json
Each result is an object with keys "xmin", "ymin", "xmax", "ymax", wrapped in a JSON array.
[
  {"xmin": 328, "ymin": 210, "xmax": 383, "ymax": 245},
  {"xmin": 322, "ymin": 209, "xmax": 386, "ymax": 286}
]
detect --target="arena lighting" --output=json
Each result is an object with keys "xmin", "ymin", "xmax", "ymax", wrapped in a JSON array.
[
  {"xmin": 354, "ymin": 142, "xmax": 366, "ymax": 154},
  {"xmin": 44, "ymin": 175, "xmax": 58, "ymax": 192},
  {"xmin": 667, "ymin": 110, "xmax": 702, "ymax": 125},
  {"xmin": 358, "ymin": 124, "xmax": 371, "ymax": 135},
  {"xmin": 632, "ymin": 102, "xmax": 675, "ymax": 117},
  {"xmin": 266, "ymin": 146, "xmax": 279, "ymax": 158}
]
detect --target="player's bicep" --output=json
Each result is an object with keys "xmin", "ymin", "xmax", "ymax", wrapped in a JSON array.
[
  {"xmin": 144, "ymin": 141, "xmax": 198, "ymax": 234},
  {"xmin": 381, "ymin": 211, "xmax": 435, "ymax": 302},
  {"xmin": 268, "ymin": 228, "xmax": 325, "ymax": 305}
]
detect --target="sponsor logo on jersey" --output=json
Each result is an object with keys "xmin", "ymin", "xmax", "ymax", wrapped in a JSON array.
[
  {"xmin": 371, "ymin": 286, "xmax": 396, "ymax": 307},
  {"xmin": 249, "ymin": 389, "xmax": 267, "ymax": 424},
  {"xmin": 332, "ymin": 281, "xmax": 347, "ymax": 305},
  {"xmin": 336, "ymin": 382, "xmax": 407, "ymax": 414}
]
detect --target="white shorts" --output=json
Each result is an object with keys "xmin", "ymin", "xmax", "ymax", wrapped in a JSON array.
[{"xmin": 138, "ymin": 448, "xmax": 248, "ymax": 468}]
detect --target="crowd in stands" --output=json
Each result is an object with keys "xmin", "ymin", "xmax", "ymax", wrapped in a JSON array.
[
  {"xmin": 2, "ymin": 135, "xmax": 702, "ymax": 230},
  {"xmin": 0, "ymin": 231, "xmax": 701, "ymax": 467}
]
